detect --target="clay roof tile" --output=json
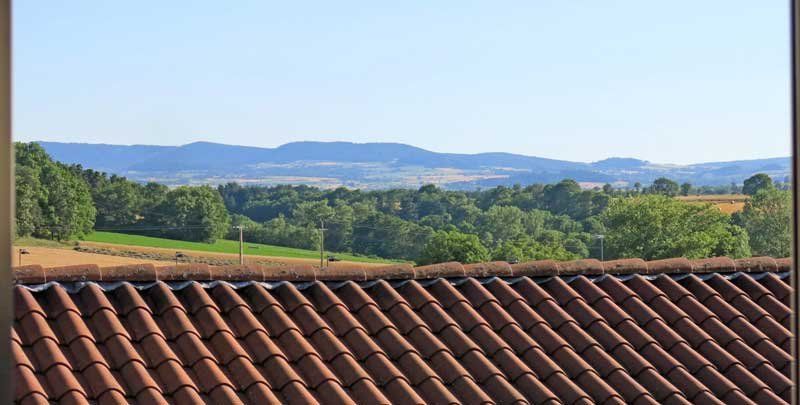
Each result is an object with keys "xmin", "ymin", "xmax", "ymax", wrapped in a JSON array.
[{"xmin": 10, "ymin": 254, "xmax": 791, "ymax": 404}]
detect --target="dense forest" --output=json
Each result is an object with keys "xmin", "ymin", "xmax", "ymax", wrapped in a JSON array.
[{"xmin": 14, "ymin": 142, "xmax": 792, "ymax": 264}]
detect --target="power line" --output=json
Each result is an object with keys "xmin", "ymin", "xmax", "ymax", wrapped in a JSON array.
[
  {"xmin": 92, "ymin": 225, "xmax": 210, "ymax": 231},
  {"xmin": 21, "ymin": 225, "xmax": 211, "ymax": 232},
  {"xmin": 317, "ymin": 218, "xmax": 436, "ymax": 235}
]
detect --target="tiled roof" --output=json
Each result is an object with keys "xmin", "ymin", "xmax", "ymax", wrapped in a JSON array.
[
  {"xmin": 11, "ymin": 257, "xmax": 794, "ymax": 404},
  {"xmin": 12, "ymin": 255, "xmax": 794, "ymax": 284}
]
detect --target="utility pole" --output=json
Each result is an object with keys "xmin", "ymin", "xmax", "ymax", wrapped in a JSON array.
[
  {"xmin": 234, "ymin": 225, "xmax": 244, "ymax": 265},
  {"xmin": 18, "ymin": 248, "xmax": 29, "ymax": 266},
  {"xmin": 594, "ymin": 234, "xmax": 605, "ymax": 262},
  {"xmin": 600, "ymin": 237, "xmax": 604, "ymax": 262},
  {"xmin": 318, "ymin": 218, "xmax": 327, "ymax": 268}
]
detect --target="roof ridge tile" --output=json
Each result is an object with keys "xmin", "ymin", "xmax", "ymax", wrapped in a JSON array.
[
  {"xmin": 413, "ymin": 261, "xmax": 466, "ymax": 279},
  {"xmin": 11, "ymin": 255, "xmax": 793, "ymax": 283},
  {"xmin": 691, "ymin": 257, "xmax": 736, "ymax": 273},
  {"xmin": 734, "ymin": 257, "xmax": 779, "ymax": 272}
]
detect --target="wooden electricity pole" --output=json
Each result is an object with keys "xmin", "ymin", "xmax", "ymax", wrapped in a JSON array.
[
  {"xmin": 318, "ymin": 219, "xmax": 327, "ymax": 268},
  {"xmin": 235, "ymin": 225, "xmax": 244, "ymax": 265}
]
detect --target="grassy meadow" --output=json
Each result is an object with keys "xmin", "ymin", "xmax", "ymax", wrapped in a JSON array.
[{"xmin": 83, "ymin": 231, "xmax": 396, "ymax": 264}]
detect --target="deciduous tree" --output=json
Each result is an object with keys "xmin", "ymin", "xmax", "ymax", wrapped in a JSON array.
[
  {"xmin": 418, "ymin": 230, "xmax": 490, "ymax": 265},
  {"xmin": 601, "ymin": 195, "xmax": 749, "ymax": 260},
  {"xmin": 647, "ymin": 177, "xmax": 680, "ymax": 197},
  {"xmin": 738, "ymin": 189, "xmax": 790, "ymax": 257},
  {"xmin": 14, "ymin": 142, "xmax": 95, "ymax": 240},
  {"xmin": 742, "ymin": 173, "xmax": 774, "ymax": 196},
  {"xmin": 152, "ymin": 186, "xmax": 230, "ymax": 243}
]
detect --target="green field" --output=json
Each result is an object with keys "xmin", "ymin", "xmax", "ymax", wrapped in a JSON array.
[{"xmin": 83, "ymin": 231, "xmax": 396, "ymax": 264}]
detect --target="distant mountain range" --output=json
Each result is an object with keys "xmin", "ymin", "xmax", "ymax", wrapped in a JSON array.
[{"xmin": 37, "ymin": 141, "xmax": 791, "ymax": 190}]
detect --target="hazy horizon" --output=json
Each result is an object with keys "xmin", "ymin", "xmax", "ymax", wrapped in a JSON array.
[
  {"xmin": 32, "ymin": 138, "xmax": 791, "ymax": 166},
  {"xmin": 14, "ymin": 1, "xmax": 791, "ymax": 164}
]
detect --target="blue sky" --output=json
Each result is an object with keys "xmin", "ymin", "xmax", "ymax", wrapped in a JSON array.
[{"xmin": 13, "ymin": 1, "xmax": 790, "ymax": 164}]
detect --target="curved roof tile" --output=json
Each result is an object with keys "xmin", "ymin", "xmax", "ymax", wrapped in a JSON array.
[{"xmin": 9, "ymin": 256, "xmax": 792, "ymax": 404}]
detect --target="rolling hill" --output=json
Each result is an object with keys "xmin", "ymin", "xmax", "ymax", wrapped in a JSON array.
[{"xmin": 37, "ymin": 141, "xmax": 791, "ymax": 189}]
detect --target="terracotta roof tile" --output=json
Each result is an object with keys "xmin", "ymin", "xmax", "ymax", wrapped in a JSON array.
[
  {"xmin": 759, "ymin": 273, "xmax": 792, "ymax": 306},
  {"xmin": 541, "ymin": 277, "xmax": 690, "ymax": 403},
  {"xmin": 679, "ymin": 276, "xmax": 791, "ymax": 373},
  {"xmin": 732, "ymin": 273, "xmax": 792, "ymax": 328},
  {"xmin": 10, "ymin": 256, "xmax": 791, "ymax": 404}
]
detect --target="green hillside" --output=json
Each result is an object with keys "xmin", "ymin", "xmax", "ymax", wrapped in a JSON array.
[{"xmin": 83, "ymin": 232, "xmax": 395, "ymax": 264}]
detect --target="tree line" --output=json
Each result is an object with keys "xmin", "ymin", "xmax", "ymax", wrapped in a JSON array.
[
  {"xmin": 13, "ymin": 142, "xmax": 792, "ymax": 264},
  {"xmin": 15, "ymin": 143, "xmax": 229, "ymax": 243}
]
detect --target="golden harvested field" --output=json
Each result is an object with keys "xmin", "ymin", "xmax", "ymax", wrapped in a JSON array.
[
  {"xmin": 675, "ymin": 194, "xmax": 749, "ymax": 203},
  {"xmin": 712, "ymin": 202, "xmax": 746, "ymax": 214},
  {"xmin": 676, "ymin": 195, "xmax": 749, "ymax": 214},
  {"xmin": 11, "ymin": 246, "xmax": 173, "ymax": 268},
  {"xmin": 12, "ymin": 242, "xmax": 390, "ymax": 269},
  {"xmin": 79, "ymin": 241, "xmax": 390, "ymax": 268}
]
